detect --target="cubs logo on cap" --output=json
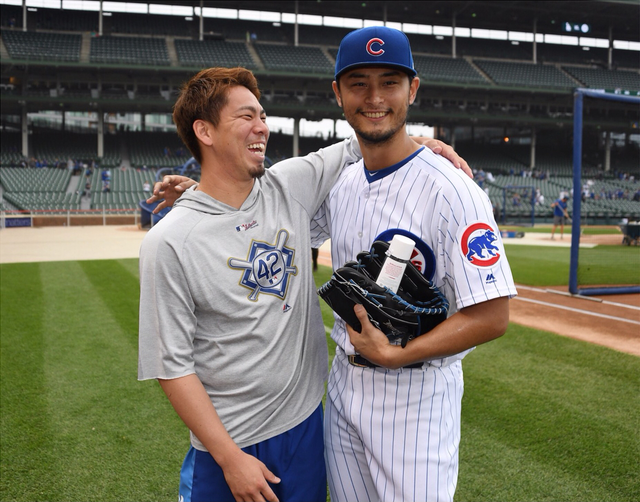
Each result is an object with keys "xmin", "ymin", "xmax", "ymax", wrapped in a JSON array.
[
  {"xmin": 366, "ymin": 38, "xmax": 385, "ymax": 56},
  {"xmin": 335, "ymin": 26, "xmax": 417, "ymax": 80}
]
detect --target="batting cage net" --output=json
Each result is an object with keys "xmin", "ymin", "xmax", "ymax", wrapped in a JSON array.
[{"xmin": 569, "ymin": 89, "xmax": 640, "ymax": 296}]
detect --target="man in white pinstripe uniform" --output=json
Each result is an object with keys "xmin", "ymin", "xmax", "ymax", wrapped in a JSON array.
[{"xmin": 311, "ymin": 26, "xmax": 518, "ymax": 502}]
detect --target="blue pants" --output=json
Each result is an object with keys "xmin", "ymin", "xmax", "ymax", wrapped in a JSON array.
[{"xmin": 179, "ymin": 404, "xmax": 326, "ymax": 502}]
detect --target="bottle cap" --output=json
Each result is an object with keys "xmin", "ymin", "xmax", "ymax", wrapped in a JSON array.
[{"xmin": 387, "ymin": 234, "xmax": 415, "ymax": 261}]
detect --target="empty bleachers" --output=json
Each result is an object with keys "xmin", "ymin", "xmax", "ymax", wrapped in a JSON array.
[
  {"xmin": 110, "ymin": 12, "xmax": 193, "ymax": 37},
  {"xmin": 457, "ymin": 144, "xmax": 528, "ymax": 173},
  {"xmin": 29, "ymin": 8, "xmax": 98, "ymax": 32},
  {"xmin": 0, "ymin": 132, "xmax": 22, "ymax": 167},
  {"xmin": 613, "ymin": 49, "xmax": 640, "ymax": 69},
  {"xmin": 0, "ymin": 165, "xmax": 159, "ymax": 212},
  {"xmin": 29, "ymin": 132, "xmax": 121, "ymax": 169},
  {"xmin": 0, "ymin": 167, "xmax": 70, "ymax": 192},
  {"xmin": 538, "ymin": 44, "xmax": 609, "ymax": 66},
  {"xmin": 406, "ymin": 34, "xmax": 452, "ymax": 55},
  {"xmin": 89, "ymin": 36, "xmax": 169, "ymax": 66},
  {"xmin": 203, "ymin": 18, "xmax": 293, "ymax": 44},
  {"xmin": 126, "ymin": 132, "xmax": 189, "ymax": 169},
  {"xmin": 254, "ymin": 43, "xmax": 333, "ymax": 74},
  {"xmin": 413, "ymin": 55, "xmax": 487, "ymax": 84},
  {"xmin": 1, "ymin": 29, "xmax": 81, "ymax": 62},
  {"xmin": 457, "ymin": 38, "xmax": 533, "ymax": 61},
  {"xmin": 298, "ymin": 25, "xmax": 351, "ymax": 47},
  {"xmin": 474, "ymin": 60, "xmax": 577, "ymax": 88},
  {"xmin": 0, "ymin": 167, "xmax": 81, "ymax": 211},
  {"xmin": 562, "ymin": 66, "xmax": 640, "ymax": 91},
  {"xmin": 175, "ymin": 39, "xmax": 257, "ymax": 69},
  {"xmin": 88, "ymin": 167, "xmax": 156, "ymax": 211}
]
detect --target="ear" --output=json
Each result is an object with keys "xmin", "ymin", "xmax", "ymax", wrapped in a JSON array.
[
  {"xmin": 193, "ymin": 119, "xmax": 214, "ymax": 147},
  {"xmin": 332, "ymin": 81, "xmax": 342, "ymax": 108},
  {"xmin": 408, "ymin": 76, "xmax": 420, "ymax": 105}
]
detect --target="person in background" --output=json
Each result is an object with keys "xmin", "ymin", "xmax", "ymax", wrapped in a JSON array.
[{"xmin": 551, "ymin": 194, "xmax": 570, "ymax": 239}]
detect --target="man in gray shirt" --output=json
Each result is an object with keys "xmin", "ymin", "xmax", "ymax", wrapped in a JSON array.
[{"xmin": 138, "ymin": 66, "xmax": 366, "ymax": 502}]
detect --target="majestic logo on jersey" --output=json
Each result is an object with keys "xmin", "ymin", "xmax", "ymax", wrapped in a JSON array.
[
  {"xmin": 460, "ymin": 222, "xmax": 501, "ymax": 267},
  {"xmin": 366, "ymin": 37, "xmax": 385, "ymax": 56},
  {"xmin": 375, "ymin": 229, "xmax": 436, "ymax": 280},
  {"xmin": 228, "ymin": 229, "xmax": 298, "ymax": 301}
]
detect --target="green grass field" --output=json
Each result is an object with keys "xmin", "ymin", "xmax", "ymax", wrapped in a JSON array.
[
  {"xmin": 503, "ymin": 244, "xmax": 640, "ymax": 286},
  {"xmin": 500, "ymin": 225, "xmax": 623, "ymax": 236},
  {"xmin": 1, "ymin": 253, "xmax": 639, "ymax": 501}
]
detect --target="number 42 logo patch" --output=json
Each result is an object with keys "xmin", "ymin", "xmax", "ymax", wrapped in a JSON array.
[{"xmin": 229, "ymin": 229, "xmax": 298, "ymax": 301}]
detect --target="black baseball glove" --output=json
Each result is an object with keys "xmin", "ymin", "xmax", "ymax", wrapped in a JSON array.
[{"xmin": 317, "ymin": 241, "xmax": 449, "ymax": 348}]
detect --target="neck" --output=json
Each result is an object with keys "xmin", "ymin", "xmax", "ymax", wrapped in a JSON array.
[
  {"xmin": 358, "ymin": 131, "xmax": 420, "ymax": 171},
  {"xmin": 197, "ymin": 169, "xmax": 255, "ymax": 210}
]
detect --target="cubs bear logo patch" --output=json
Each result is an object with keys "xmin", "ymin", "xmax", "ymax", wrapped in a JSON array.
[
  {"xmin": 228, "ymin": 229, "xmax": 297, "ymax": 301},
  {"xmin": 459, "ymin": 222, "xmax": 501, "ymax": 267}
]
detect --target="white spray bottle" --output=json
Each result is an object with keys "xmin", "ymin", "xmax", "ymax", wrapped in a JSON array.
[{"xmin": 376, "ymin": 234, "xmax": 415, "ymax": 293}]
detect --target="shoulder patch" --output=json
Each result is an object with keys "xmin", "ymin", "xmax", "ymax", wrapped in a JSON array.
[{"xmin": 459, "ymin": 221, "xmax": 502, "ymax": 268}]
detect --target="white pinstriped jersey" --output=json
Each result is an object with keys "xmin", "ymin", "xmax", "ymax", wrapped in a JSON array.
[
  {"xmin": 311, "ymin": 146, "xmax": 517, "ymax": 359},
  {"xmin": 312, "ymin": 146, "xmax": 517, "ymax": 502}
]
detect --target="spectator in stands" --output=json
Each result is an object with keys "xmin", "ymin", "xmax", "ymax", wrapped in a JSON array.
[
  {"xmin": 633, "ymin": 189, "xmax": 640, "ymax": 202},
  {"xmin": 551, "ymin": 195, "xmax": 570, "ymax": 240},
  {"xmin": 475, "ymin": 168, "xmax": 486, "ymax": 188},
  {"xmin": 143, "ymin": 181, "xmax": 151, "ymax": 193},
  {"xmin": 512, "ymin": 192, "xmax": 521, "ymax": 206},
  {"xmin": 101, "ymin": 168, "xmax": 111, "ymax": 192},
  {"xmin": 81, "ymin": 180, "xmax": 91, "ymax": 198},
  {"xmin": 493, "ymin": 197, "xmax": 502, "ymax": 222}
]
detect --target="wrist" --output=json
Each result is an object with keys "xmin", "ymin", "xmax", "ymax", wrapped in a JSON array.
[
  {"xmin": 379, "ymin": 344, "xmax": 406, "ymax": 370},
  {"xmin": 210, "ymin": 440, "xmax": 243, "ymax": 470}
]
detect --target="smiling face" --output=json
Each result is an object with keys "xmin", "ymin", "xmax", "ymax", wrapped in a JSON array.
[
  {"xmin": 333, "ymin": 67, "xmax": 419, "ymax": 146},
  {"xmin": 204, "ymin": 85, "xmax": 269, "ymax": 181}
]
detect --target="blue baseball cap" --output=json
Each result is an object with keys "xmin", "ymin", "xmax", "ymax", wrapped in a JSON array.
[{"xmin": 334, "ymin": 26, "xmax": 417, "ymax": 80}]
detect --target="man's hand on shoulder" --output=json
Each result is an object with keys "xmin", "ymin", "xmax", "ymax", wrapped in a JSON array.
[
  {"xmin": 146, "ymin": 175, "xmax": 198, "ymax": 213},
  {"xmin": 413, "ymin": 137, "xmax": 472, "ymax": 179}
]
